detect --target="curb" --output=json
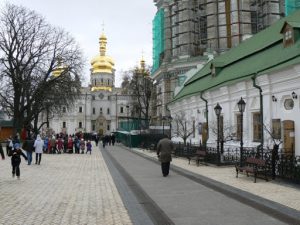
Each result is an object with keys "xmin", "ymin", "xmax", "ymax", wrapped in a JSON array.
[{"xmin": 129, "ymin": 147, "xmax": 300, "ymax": 225}]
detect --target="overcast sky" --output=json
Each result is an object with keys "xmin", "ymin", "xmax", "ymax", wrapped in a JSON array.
[{"xmin": 3, "ymin": 0, "xmax": 157, "ymax": 87}]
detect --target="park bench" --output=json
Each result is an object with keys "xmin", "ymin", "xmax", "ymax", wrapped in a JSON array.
[
  {"xmin": 187, "ymin": 150, "xmax": 206, "ymax": 166},
  {"xmin": 235, "ymin": 157, "xmax": 268, "ymax": 183}
]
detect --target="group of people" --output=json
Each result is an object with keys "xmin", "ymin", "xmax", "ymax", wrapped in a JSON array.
[
  {"xmin": 43, "ymin": 134, "xmax": 92, "ymax": 155},
  {"xmin": 2, "ymin": 132, "xmax": 96, "ymax": 180},
  {"xmin": 2, "ymin": 131, "xmax": 174, "ymax": 179},
  {"xmin": 101, "ymin": 134, "xmax": 116, "ymax": 148}
]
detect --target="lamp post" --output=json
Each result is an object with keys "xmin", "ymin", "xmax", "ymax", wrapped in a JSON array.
[
  {"xmin": 237, "ymin": 97, "xmax": 246, "ymax": 167},
  {"xmin": 126, "ymin": 105, "xmax": 130, "ymax": 147},
  {"xmin": 214, "ymin": 103, "xmax": 222, "ymax": 165},
  {"xmin": 126, "ymin": 105, "xmax": 129, "ymax": 130}
]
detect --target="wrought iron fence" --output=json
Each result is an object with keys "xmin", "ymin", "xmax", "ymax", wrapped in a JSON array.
[{"xmin": 172, "ymin": 143, "xmax": 300, "ymax": 183}]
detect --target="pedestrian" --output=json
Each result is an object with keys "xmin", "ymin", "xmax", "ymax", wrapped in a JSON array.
[
  {"xmin": 34, "ymin": 134, "xmax": 44, "ymax": 165},
  {"xmin": 102, "ymin": 136, "xmax": 106, "ymax": 148},
  {"xmin": 80, "ymin": 139, "xmax": 85, "ymax": 154},
  {"xmin": 63, "ymin": 136, "xmax": 68, "ymax": 153},
  {"xmin": 67, "ymin": 135, "xmax": 73, "ymax": 153},
  {"xmin": 95, "ymin": 134, "xmax": 99, "ymax": 146},
  {"xmin": 12, "ymin": 134, "xmax": 20, "ymax": 146},
  {"xmin": 43, "ymin": 136, "xmax": 49, "ymax": 153},
  {"xmin": 111, "ymin": 134, "xmax": 115, "ymax": 146},
  {"xmin": 50, "ymin": 136, "xmax": 56, "ymax": 154},
  {"xmin": 86, "ymin": 140, "xmax": 92, "ymax": 154},
  {"xmin": 9, "ymin": 143, "xmax": 27, "ymax": 179},
  {"xmin": 156, "ymin": 134, "xmax": 174, "ymax": 177},
  {"xmin": 0, "ymin": 144, "xmax": 5, "ymax": 160},
  {"xmin": 6, "ymin": 136, "xmax": 13, "ymax": 156},
  {"xmin": 74, "ymin": 137, "xmax": 79, "ymax": 154},
  {"xmin": 22, "ymin": 135, "xmax": 35, "ymax": 165},
  {"xmin": 56, "ymin": 136, "xmax": 64, "ymax": 154}
]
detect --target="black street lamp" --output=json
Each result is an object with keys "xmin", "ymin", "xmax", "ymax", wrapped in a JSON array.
[
  {"xmin": 214, "ymin": 103, "xmax": 222, "ymax": 165},
  {"xmin": 126, "ymin": 105, "xmax": 130, "ymax": 148},
  {"xmin": 126, "ymin": 105, "xmax": 129, "ymax": 131},
  {"xmin": 237, "ymin": 97, "xmax": 246, "ymax": 167}
]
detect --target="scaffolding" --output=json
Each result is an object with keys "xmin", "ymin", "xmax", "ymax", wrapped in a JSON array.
[
  {"xmin": 285, "ymin": 0, "xmax": 300, "ymax": 15},
  {"xmin": 152, "ymin": 9, "xmax": 165, "ymax": 73}
]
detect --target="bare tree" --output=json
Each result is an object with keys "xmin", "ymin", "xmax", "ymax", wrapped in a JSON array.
[
  {"xmin": 210, "ymin": 120, "xmax": 237, "ymax": 153},
  {"xmin": 173, "ymin": 111, "xmax": 195, "ymax": 146},
  {"xmin": 121, "ymin": 65, "xmax": 153, "ymax": 129},
  {"xmin": 0, "ymin": 4, "xmax": 84, "ymax": 134}
]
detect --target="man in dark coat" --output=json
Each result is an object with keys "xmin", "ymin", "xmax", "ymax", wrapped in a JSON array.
[
  {"xmin": 22, "ymin": 136, "xmax": 35, "ymax": 165},
  {"xmin": 157, "ymin": 135, "xmax": 174, "ymax": 177}
]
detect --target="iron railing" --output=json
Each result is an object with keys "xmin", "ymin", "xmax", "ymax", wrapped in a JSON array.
[{"xmin": 142, "ymin": 142, "xmax": 300, "ymax": 183}]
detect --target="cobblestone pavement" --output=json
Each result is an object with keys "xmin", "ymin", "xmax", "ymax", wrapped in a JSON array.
[
  {"xmin": 0, "ymin": 146, "xmax": 133, "ymax": 225},
  {"xmin": 132, "ymin": 148, "xmax": 300, "ymax": 212}
]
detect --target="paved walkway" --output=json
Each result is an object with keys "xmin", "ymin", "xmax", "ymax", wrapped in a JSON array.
[
  {"xmin": 0, "ymin": 147, "xmax": 132, "ymax": 225},
  {"xmin": 1, "ymin": 143, "xmax": 299, "ymax": 225},
  {"xmin": 130, "ymin": 147, "xmax": 300, "ymax": 211},
  {"xmin": 104, "ymin": 145, "xmax": 300, "ymax": 225}
]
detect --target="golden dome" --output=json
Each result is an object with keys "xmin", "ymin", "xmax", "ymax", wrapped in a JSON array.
[
  {"xmin": 91, "ymin": 32, "xmax": 114, "ymax": 74},
  {"xmin": 52, "ymin": 61, "xmax": 67, "ymax": 77}
]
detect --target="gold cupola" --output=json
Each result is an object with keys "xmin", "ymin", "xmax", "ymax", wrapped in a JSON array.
[
  {"xmin": 90, "ymin": 32, "xmax": 115, "ymax": 74},
  {"xmin": 140, "ymin": 56, "xmax": 146, "ymax": 72},
  {"xmin": 52, "ymin": 60, "xmax": 67, "ymax": 77}
]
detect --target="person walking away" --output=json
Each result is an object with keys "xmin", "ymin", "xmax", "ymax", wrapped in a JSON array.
[
  {"xmin": 111, "ymin": 134, "xmax": 115, "ymax": 146},
  {"xmin": 22, "ymin": 136, "xmax": 35, "ymax": 165},
  {"xmin": 34, "ymin": 135, "xmax": 44, "ymax": 165},
  {"xmin": 80, "ymin": 139, "xmax": 85, "ymax": 154},
  {"xmin": 157, "ymin": 135, "xmax": 174, "ymax": 177},
  {"xmin": 9, "ymin": 143, "xmax": 27, "ymax": 179},
  {"xmin": 86, "ymin": 140, "xmax": 92, "ymax": 154},
  {"xmin": 102, "ymin": 136, "xmax": 106, "ymax": 148},
  {"xmin": 95, "ymin": 135, "xmax": 99, "ymax": 146}
]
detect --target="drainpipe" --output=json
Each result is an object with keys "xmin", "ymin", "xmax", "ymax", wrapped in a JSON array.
[
  {"xmin": 252, "ymin": 74, "xmax": 264, "ymax": 153},
  {"xmin": 200, "ymin": 92, "xmax": 209, "ymax": 147}
]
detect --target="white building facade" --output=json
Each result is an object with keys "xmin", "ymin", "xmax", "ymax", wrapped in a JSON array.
[
  {"xmin": 169, "ymin": 11, "xmax": 300, "ymax": 155},
  {"xmin": 44, "ymin": 33, "xmax": 130, "ymax": 135}
]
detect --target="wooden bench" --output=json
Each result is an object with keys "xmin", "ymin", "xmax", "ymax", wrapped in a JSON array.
[
  {"xmin": 235, "ymin": 157, "xmax": 268, "ymax": 183},
  {"xmin": 188, "ymin": 150, "xmax": 206, "ymax": 166}
]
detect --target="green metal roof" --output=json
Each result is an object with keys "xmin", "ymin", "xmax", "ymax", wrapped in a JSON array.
[
  {"xmin": 173, "ymin": 10, "xmax": 300, "ymax": 103},
  {"xmin": 0, "ymin": 120, "xmax": 13, "ymax": 127}
]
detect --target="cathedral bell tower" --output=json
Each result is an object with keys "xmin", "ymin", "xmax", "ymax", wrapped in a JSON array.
[{"xmin": 90, "ymin": 31, "xmax": 115, "ymax": 92}]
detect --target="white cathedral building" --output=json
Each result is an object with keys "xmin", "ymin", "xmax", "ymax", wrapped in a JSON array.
[{"xmin": 44, "ymin": 32, "xmax": 131, "ymax": 135}]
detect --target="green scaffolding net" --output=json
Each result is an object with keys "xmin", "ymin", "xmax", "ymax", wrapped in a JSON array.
[
  {"xmin": 285, "ymin": 0, "xmax": 300, "ymax": 16},
  {"xmin": 152, "ymin": 9, "xmax": 165, "ymax": 73}
]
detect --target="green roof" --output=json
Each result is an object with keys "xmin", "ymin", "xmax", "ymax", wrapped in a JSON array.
[
  {"xmin": 173, "ymin": 10, "xmax": 300, "ymax": 103},
  {"xmin": 0, "ymin": 120, "xmax": 13, "ymax": 127}
]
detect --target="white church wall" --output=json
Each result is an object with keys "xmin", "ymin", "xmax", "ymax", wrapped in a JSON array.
[{"xmin": 169, "ymin": 64, "xmax": 300, "ymax": 155}]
